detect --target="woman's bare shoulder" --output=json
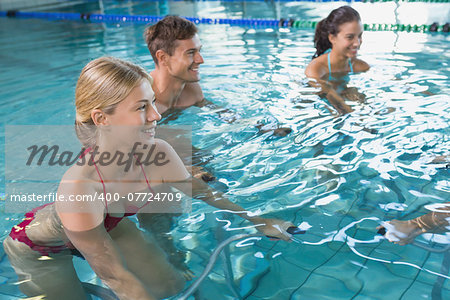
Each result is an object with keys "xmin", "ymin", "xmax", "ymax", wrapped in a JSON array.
[
  {"xmin": 56, "ymin": 166, "xmax": 105, "ymax": 231},
  {"xmin": 59, "ymin": 163, "xmax": 97, "ymax": 189},
  {"xmin": 143, "ymin": 139, "xmax": 190, "ymax": 182},
  {"xmin": 56, "ymin": 165, "xmax": 103, "ymax": 210},
  {"xmin": 353, "ymin": 58, "xmax": 370, "ymax": 72},
  {"xmin": 305, "ymin": 55, "xmax": 327, "ymax": 79},
  {"xmin": 145, "ymin": 139, "xmax": 176, "ymax": 163}
]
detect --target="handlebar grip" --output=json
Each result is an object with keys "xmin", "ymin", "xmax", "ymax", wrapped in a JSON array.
[
  {"xmin": 287, "ymin": 226, "xmax": 306, "ymax": 235},
  {"xmin": 377, "ymin": 227, "xmax": 386, "ymax": 236},
  {"xmin": 266, "ymin": 226, "xmax": 306, "ymax": 239}
]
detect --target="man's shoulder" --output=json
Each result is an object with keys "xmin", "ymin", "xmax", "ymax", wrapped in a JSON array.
[{"xmin": 179, "ymin": 82, "xmax": 204, "ymax": 105}]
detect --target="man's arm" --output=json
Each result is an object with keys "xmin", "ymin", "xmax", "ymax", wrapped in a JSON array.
[
  {"xmin": 193, "ymin": 94, "xmax": 240, "ymax": 124},
  {"xmin": 191, "ymin": 85, "xmax": 291, "ymax": 135}
]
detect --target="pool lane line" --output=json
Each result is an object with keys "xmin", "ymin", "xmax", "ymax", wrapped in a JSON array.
[
  {"xmin": 431, "ymin": 250, "xmax": 450, "ymax": 300},
  {"xmin": 1, "ymin": 10, "xmax": 449, "ymax": 33}
]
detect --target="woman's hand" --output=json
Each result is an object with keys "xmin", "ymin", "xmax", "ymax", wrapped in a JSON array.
[
  {"xmin": 186, "ymin": 165, "xmax": 216, "ymax": 182},
  {"xmin": 253, "ymin": 218, "xmax": 295, "ymax": 241},
  {"xmin": 341, "ymin": 87, "xmax": 366, "ymax": 103},
  {"xmin": 378, "ymin": 220, "xmax": 423, "ymax": 245}
]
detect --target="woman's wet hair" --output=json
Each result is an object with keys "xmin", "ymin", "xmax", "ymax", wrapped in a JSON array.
[
  {"xmin": 74, "ymin": 56, "xmax": 152, "ymax": 146},
  {"xmin": 312, "ymin": 6, "xmax": 361, "ymax": 59}
]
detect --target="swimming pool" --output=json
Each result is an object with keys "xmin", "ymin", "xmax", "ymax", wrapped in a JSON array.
[{"xmin": 0, "ymin": 1, "xmax": 449, "ymax": 299}]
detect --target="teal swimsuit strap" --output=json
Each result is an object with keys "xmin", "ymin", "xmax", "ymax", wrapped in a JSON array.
[
  {"xmin": 327, "ymin": 52, "xmax": 332, "ymax": 80},
  {"xmin": 327, "ymin": 51, "xmax": 354, "ymax": 78}
]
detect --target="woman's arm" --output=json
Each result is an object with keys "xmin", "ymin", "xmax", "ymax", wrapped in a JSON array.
[
  {"xmin": 321, "ymin": 86, "xmax": 354, "ymax": 114},
  {"xmin": 56, "ymin": 181, "xmax": 155, "ymax": 300},
  {"xmin": 311, "ymin": 77, "xmax": 354, "ymax": 114},
  {"xmin": 63, "ymin": 224, "xmax": 155, "ymax": 300},
  {"xmin": 305, "ymin": 57, "xmax": 370, "ymax": 115},
  {"xmin": 190, "ymin": 176, "xmax": 294, "ymax": 240},
  {"xmin": 306, "ymin": 74, "xmax": 353, "ymax": 115},
  {"xmin": 154, "ymin": 140, "xmax": 294, "ymax": 241},
  {"xmin": 380, "ymin": 203, "xmax": 450, "ymax": 245}
]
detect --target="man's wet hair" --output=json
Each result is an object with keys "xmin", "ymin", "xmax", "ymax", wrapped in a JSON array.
[{"xmin": 144, "ymin": 16, "xmax": 198, "ymax": 65}]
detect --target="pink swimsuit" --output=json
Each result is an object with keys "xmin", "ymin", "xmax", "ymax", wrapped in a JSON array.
[{"xmin": 9, "ymin": 149, "xmax": 154, "ymax": 256}]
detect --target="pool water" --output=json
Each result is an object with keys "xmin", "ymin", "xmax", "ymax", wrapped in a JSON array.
[{"xmin": 0, "ymin": 1, "xmax": 449, "ymax": 299}]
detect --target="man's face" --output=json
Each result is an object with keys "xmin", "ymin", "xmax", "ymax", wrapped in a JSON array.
[{"xmin": 165, "ymin": 34, "xmax": 204, "ymax": 82}]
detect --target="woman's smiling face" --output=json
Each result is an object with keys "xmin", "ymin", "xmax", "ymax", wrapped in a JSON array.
[
  {"xmin": 329, "ymin": 20, "xmax": 363, "ymax": 58},
  {"xmin": 104, "ymin": 80, "xmax": 161, "ymax": 143}
]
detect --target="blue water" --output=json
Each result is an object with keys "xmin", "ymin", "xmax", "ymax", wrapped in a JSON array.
[{"xmin": 0, "ymin": 1, "xmax": 449, "ymax": 299}]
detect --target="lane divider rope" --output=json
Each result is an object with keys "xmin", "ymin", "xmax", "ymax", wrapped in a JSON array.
[{"xmin": 1, "ymin": 10, "xmax": 449, "ymax": 32}]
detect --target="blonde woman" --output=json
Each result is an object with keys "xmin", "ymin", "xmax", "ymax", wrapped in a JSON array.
[{"xmin": 4, "ymin": 57, "xmax": 294, "ymax": 300}]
